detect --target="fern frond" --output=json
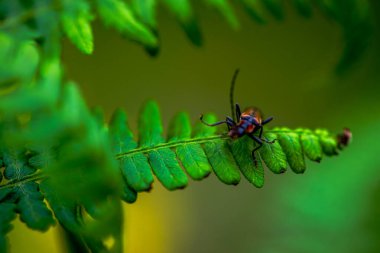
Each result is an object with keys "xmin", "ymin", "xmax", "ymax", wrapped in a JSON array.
[{"xmin": 110, "ymin": 100, "xmax": 350, "ymax": 201}]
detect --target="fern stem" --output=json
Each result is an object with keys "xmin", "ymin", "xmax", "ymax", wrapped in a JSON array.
[
  {"xmin": 0, "ymin": 171, "xmax": 45, "ymax": 190},
  {"xmin": 116, "ymin": 135, "xmax": 230, "ymax": 158},
  {"xmin": 115, "ymin": 129, "xmax": 295, "ymax": 158}
]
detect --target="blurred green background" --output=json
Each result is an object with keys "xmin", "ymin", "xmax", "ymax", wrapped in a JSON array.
[{"xmin": 8, "ymin": 1, "xmax": 380, "ymax": 252}]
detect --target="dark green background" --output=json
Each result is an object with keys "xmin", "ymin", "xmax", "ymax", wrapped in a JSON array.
[{"xmin": 10, "ymin": 2, "xmax": 380, "ymax": 253}]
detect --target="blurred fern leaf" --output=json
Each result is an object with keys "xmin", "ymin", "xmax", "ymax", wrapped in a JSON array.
[
  {"xmin": 0, "ymin": 0, "xmax": 372, "ymax": 71},
  {"xmin": 0, "ymin": 82, "xmax": 123, "ymax": 253},
  {"xmin": 61, "ymin": 0, "xmax": 94, "ymax": 54},
  {"xmin": 96, "ymin": 0, "xmax": 158, "ymax": 50},
  {"xmin": 203, "ymin": 0, "xmax": 240, "ymax": 29}
]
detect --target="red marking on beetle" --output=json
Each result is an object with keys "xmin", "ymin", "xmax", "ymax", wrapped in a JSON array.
[{"xmin": 246, "ymin": 124, "xmax": 254, "ymax": 133}]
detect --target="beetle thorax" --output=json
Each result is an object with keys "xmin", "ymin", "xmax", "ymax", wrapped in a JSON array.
[{"xmin": 242, "ymin": 107, "xmax": 262, "ymax": 124}]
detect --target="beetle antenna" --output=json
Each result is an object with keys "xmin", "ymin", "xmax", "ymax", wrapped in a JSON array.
[{"xmin": 230, "ymin": 68, "xmax": 240, "ymax": 122}]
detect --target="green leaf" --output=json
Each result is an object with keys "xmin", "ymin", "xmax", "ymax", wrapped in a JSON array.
[
  {"xmin": 262, "ymin": 0, "xmax": 284, "ymax": 20},
  {"xmin": 276, "ymin": 128, "xmax": 306, "ymax": 173},
  {"xmin": 298, "ymin": 129, "xmax": 323, "ymax": 162},
  {"xmin": 139, "ymin": 101, "xmax": 188, "ymax": 190},
  {"xmin": 239, "ymin": 0, "xmax": 267, "ymax": 24},
  {"xmin": 27, "ymin": 143, "xmax": 57, "ymax": 169},
  {"xmin": 162, "ymin": 0, "xmax": 202, "ymax": 46},
  {"xmin": 61, "ymin": 0, "xmax": 94, "ymax": 54},
  {"xmin": 205, "ymin": 139, "xmax": 241, "ymax": 185},
  {"xmin": 109, "ymin": 109, "xmax": 153, "ymax": 192},
  {"xmin": 193, "ymin": 114, "xmax": 240, "ymax": 185},
  {"xmin": 203, "ymin": 0, "xmax": 240, "ymax": 29},
  {"xmin": 0, "ymin": 57, "xmax": 61, "ymax": 119},
  {"xmin": 0, "ymin": 33, "xmax": 39, "ymax": 88},
  {"xmin": 16, "ymin": 182, "xmax": 55, "ymax": 231},
  {"xmin": 96, "ymin": 0, "xmax": 158, "ymax": 48},
  {"xmin": 2, "ymin": 148, "xmax": 36, "ymax": 180},
  {"xmin": 131, "ymin": 0, "xmax": 157, "ymax": 29},
  {"xmin": 168, "ymin": 112, "xmax": 211, "ymax": 180},
  {"xmin": 293, "ymin": 0, "xmax": 313, "ymax": 17},
  {"xmin": 315, "ymin": 128, "xmax": 339, "ymax": 156},
  {"xmin": 121, "ymin": 184, "xmax": 138, "ymax": 203},
  {"xmin": 316, "ymin": 0, "xmax": 337, "ymax": 19},
  {"xmin": 117, "ymin": 155, "xmax": 152, "ymax": 192},
  {"xmin": 316, "ymin": 0, "xmax": 372, "ymax": 73},
  {"xmin": 259, "ymin": 132, "xmax": 287, "ymax": 174},
  {"xmin": 148, "ymin": 149, "xmax": 188, "ymax": 190},
  {"xmin": 0, "ymin": 159, "xmax": 2, "ymax": 183},
  {"xmin": 0, "ymin": 189, "xmax": 12, "ymax": 202},
  {"xmin": 230, "ymin": 136, "xmax": 264, "ymax": 187},
  {"xmin": 32, "ymin": 0, "xmax": 61, "ymax": 56},
  {"xmin": 39, "ymin": 181, "xmax": 81, "ymax": 233},
  {"xmin": 0, "ymin": 202, "xmax": 16, "ymax": 253}
]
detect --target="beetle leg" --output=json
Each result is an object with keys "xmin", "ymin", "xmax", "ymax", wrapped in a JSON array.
[
  {"xmin": 258, "ymin": 127, "xmax": 263, "ymax": 138},
  {"xmin": 258, "ymin": 126, "xmax": 276, "ymax": 143},
  {"xmin": 200, "ymin": 115, "xmax": 228, "ymax": 127},
  {"xmin": 262, "ymin": 137, "xmax": 276, "ymax": 144},
  {"xmin": 200, "ymin": 115, "xmax": 236, "ymax": 129},
  {"xmin": 226, "ymin": 116, "xmax": 236, "ymax": 131},
  {"xmin": 226, "ymin": 116, "xmax": 236, "ymax": 125},
  {"xmin": 248, "ymin": 133, "xmax": 262, "ymax": 145},
  {"xmin": 248, "ymin": 133, "xmax": 263, "ymax": 166},
  {"xmin": 250, "ymin": 135, "xmax": 263, "ymax": 152},
  {"xmin": 235, "ymin": 103, "xmax": 242, "ymax": 121},
  {"xmin": 262, "ymin": 116, "xmax": 273, "ymax": 125}
]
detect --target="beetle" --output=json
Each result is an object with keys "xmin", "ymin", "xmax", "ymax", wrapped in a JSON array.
[{"xmin": 200, "ymin": 69, "xmax": 276, "ymax": 162}]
